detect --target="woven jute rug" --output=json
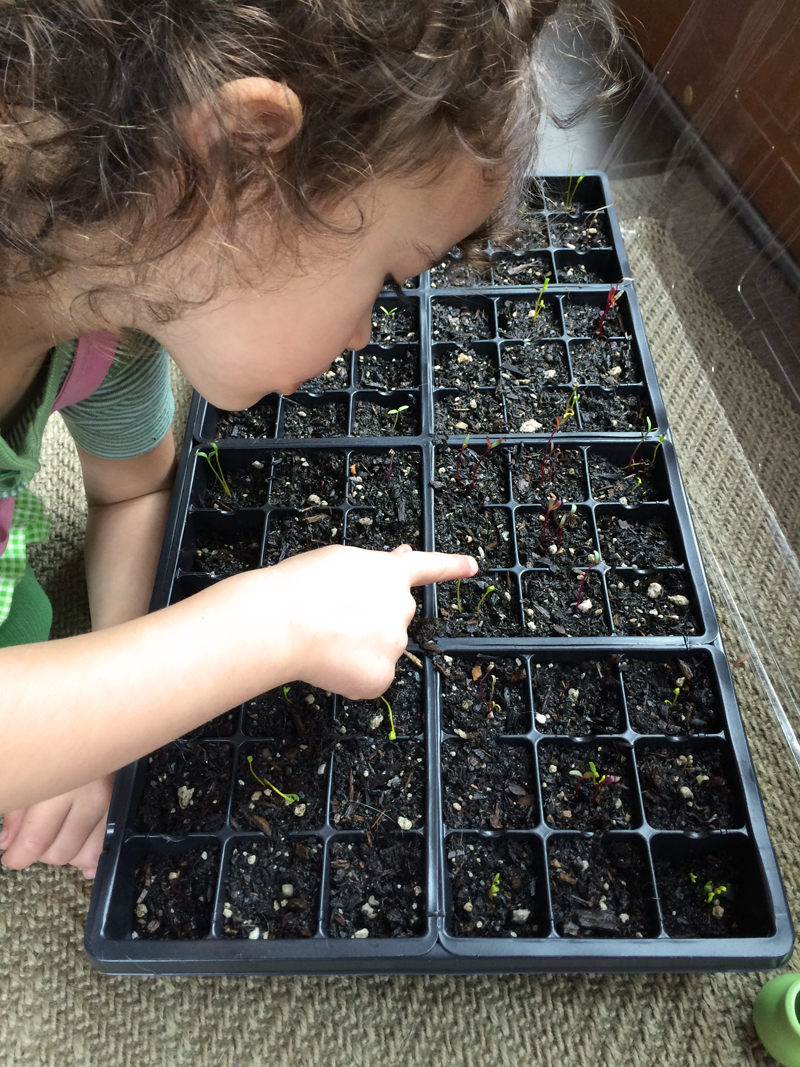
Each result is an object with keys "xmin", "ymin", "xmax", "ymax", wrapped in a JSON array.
[{"xmin": 1, "ymin": 223, "xmax": 798, "ymax": 1067}]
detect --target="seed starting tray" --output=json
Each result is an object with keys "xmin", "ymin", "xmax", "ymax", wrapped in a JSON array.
[{"xmin": 86, "ymin": 172, "xmax": 793, "ymax": 976}]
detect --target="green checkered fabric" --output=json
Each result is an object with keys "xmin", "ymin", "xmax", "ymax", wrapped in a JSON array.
[{"xmin": 0, "ymin": 488, "xmax": 50, "ymax": 627}]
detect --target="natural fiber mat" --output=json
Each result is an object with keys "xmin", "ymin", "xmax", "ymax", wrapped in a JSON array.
[{"xmin": 2, "ymin": 230, "xmax": 799, "ymax": 1067}]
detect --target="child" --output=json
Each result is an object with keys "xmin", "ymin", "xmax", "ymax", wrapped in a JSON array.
[{"xmin": 0, "ymin": 1, "xmax": 609, "ymax": 878}]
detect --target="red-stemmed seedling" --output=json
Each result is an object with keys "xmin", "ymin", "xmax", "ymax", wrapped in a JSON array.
[
  {"xmin": 569, "ymin": 760, "xmax": 619, "ymax": 806},
  {"xmin": 597, "ymin": 283, "xmax": 625, "ymax": 337},
  {"xmin": 539, "ymin": 387, "xmax": 579, "ymax": 485},
  {"xmin": 556, "ymin": 503, "xmax": 578, "ymax": 544},
  {"xmin": 541, "ymin": 493, "xmax": 562, "ymax": 546},
  {"xmin": 573, "ymin": 550, "xmax": 601, "ymax": 609},
  {"xmin": 471, "ymin": 436, "xmax": 502, "ymax": 491},
  {"xmin": 455, "ymin": 433, "xmax": 470, "ymax": 486}
]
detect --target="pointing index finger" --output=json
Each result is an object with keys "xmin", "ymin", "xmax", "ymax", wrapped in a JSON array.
[{"xmin": 401, "ymin": 550, "xmax": 479, "ymax": 588}]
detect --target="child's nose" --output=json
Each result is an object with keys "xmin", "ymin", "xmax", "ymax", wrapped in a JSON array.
[{"xmin": 347, "ymin": 311, "xmax": 372, "ymax": 352}]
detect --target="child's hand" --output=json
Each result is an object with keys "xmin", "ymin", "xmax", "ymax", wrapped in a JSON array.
[
  {"xmin": 0, "ymin": 773, "xmax": 114, "ymax": 877},
  {"xmin": 267, "ymin": 544, "xmax": 476, "ymax": 699}
]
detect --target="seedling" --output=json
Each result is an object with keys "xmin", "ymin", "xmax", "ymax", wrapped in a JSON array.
[
  {"xmin": 569, "ymin": 760, "xmax": 619, "ymax": 805},
  {"xmin": 704, "ymin": 881, "xmax": 727, "ymax": 905},
  {"xmin": 455, "ymin": 433, "xmax": 470, "ymax": 485},
  {"xmin": 573, "ymin": 551, "xmax": 601, "ymax": 608},
  {"xmin": 387, "ymin": 405, "xmax": 408, "ymax": 432},
  {"xmin": 664, "ymin": 687, "xmax": 681, "ymax": 708},
  {"xmin": 541, "ymin": 493, "xmax": 562, "ymax": 546},
  {"xmin": 380, "ymin": 695, "xmax": 397, "ymax": 741},
  {"xmin": 627, "ymin": 416, "xmax": 654, "ymax": 469},
  {"xmin": 196, "ymin": 441, "xmax": 231, "ymax": 497},
  {"xmin": 471, "ymin": 436, "xmax": 502, "ymax": 491},
  {"xmin": 562, "ymin": 386, "xmax": 579, "ymax": 423},
  {"xmin": 246, "ymin": 756, "xmax": 300, "ymax": 806},
  {"xmin": 598, "ymin": 283, "xmax": 623, "ymax": 337},
  {"xmin": 385, "ymin": 448, "xmax": 395, "ymax": 481},
  {"xmin": 531, "ymin": 277, "xmax": 549, "ymax": 324},
  {"xmin": 488, "ymin": 873, "xmax": 501, "ymax": 902},
  {"xmin": 556, "ymin": 503, "xmax": 578, "ymax": 544},
  {"xmin": 564, "ymin": 169, "xmax": 585, "ymax": 213},
  {"xmin": 379, "ymin": 305, "xmax": 397, "ymax": 317},
  {"xmin": 651, "ymin": 433, "xmax": 667, "ymax": 465},
  {"xmin": 539, "ymin": 438, "xmax": 561, "ymax": 486},
  {"xmin": 477, "ymin": 664, "xmax": 499, "ymax": 717},
  {"xmin": 475, "ymin": 584, "xmax": 496, "ymax": 620},
  {"xmin": 455, "ymin": 577, "xmax": 463, "ymax": 613},
  {"xmin": 282, "ymin": 685, "xmax": 292, "ymax": 704}
]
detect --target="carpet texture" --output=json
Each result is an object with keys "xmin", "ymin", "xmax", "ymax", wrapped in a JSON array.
[{"xmin": 1, "ymin": 222, "xmax": 798, "ymax": 1067}]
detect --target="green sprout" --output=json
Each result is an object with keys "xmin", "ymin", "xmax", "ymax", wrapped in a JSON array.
[
  {"xmin": 531, "ymin": 277, "xmax": 549, "ymax": 323},
  {"xmin": 562, "ymin": 386, "xmax": 580, "ymax": 423},
  {"xmin": 664, "ymin": 687, "xmax": 681, "ymax": 708},
  {"xmin": 704, "ymin": 881, "xmax": 727, "ymax": 905},
  {"xmin": 564, "ymin": 169, "xmax": 586, "ymax": 213},
  {"xmin": 475, "ymin": 584, "xmax": 496, "ymax": 620},
  {"xmin": 455, "ymin": 577, "xmax": 463, "ymax": 613},
  {"xmin": 282, "ymin": 685, "xmax": 292, "ymax": 704},
  {"xmin": 651, "ymin": 433, "xmax": 667, "ymax": 466},
  {"xmin": 569, "ymin": 760, "xmax": 619, "ymax": 805},
  {"xmin": 387, "ymin": 404, "xmax": 409, "ymax": 431},
  {"xmin": 488, "ymin": 873, "xmax": 501, "ymax": 901},
  {"xmin": 196, "ymin": 441, "xmax": 231, "ymax": 497},
  {"xmin": 380, "ymin": 695, "xmax": 397, "ymax": 741},
  {"xmin": 689, "ymin": 872, "xmax": 698, "ymax": 883},
  {"xmin": 379, "ymin": 305, "xmax": 397, "ymax": 317},
  {"xmin": 246, "ymin": 755, "xmax": 300, "ymax": 805}
]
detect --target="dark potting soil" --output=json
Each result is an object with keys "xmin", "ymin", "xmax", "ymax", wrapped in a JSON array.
[
  {"xmin": 348, "ymin": 449, "xmax": 421, "ymax": 508},
  {"xmin": 133, "ymin": 846, "xmax": 220, "ymax": 940},
  {"xmin": 335, "ymin": 662, "xmax": 423, "ymax": 737},
  {"xmin": 654, "ymin": 850, "xmax": 749, "ymax": 939},
  {"xmin": 569, "ymin": 337, "xmax": 640, "ymax": 384},
  {"xmin": 549, "ymin": 213, "xmax": 612, "ymax": 251},
  {"xmin": 597, "ymin": 512, "xmax": 682, "ymax": 568},
  {"xmin": 522, "ymin": 566, "xmax": 609, "ymax": 638},
  {"xmin": 637, "ymin": 746, "xmax": 741, "ymax": 830},
  {"xmin": 588, "ymin": 451, "xmax": 663, "ymax": 504},
  {"xmin": 497, "ymin": 299, "xmax": 561, "ymax": 340},
  {"xmin": 192, "ymin": 529, "xmax": 261, "ymax": 576},
  {"xmin": 442, "ymin": 733, "xmax": 538, "ymax": 829},
  {"xmin": 184, "ymin": 708, "xmax": 238, "ymax": 740},
  {"xmin": 531, "ymin": 657, "xmax": 624, "ymax": 736},
  {"xmin": 281, "ymin": 398, "xmax": 348, "ymax": 438},
  {"xmin": 621, "ymin": 657, "xmax": 721, "ymax": 735},
  {"xmin": 215, "ymin": 399, "xmax": 278, "ymax": 439},
  {"xmin": 440, "ymin": 657, "xmax": 531, "ymax": 735},
  {"xmin": 431, "ymin": 302, "xmax": 494, "ymax": 343},
  {"xmin": 433, "ymin": 345, "xmax": 499, "ymax": 387},
  {"xmin": 433, "ymin": 442, "xmax": 509, "ymax": 504},
  {"xmin": 490, "ymin": 255, "xmax": 553, "ymax": 287},
  {"xmin": 267, "ymin": 451, "xmax": 346, "ymax": 508},
  {"xmin": 328, "ymin": 836, "xmax": 426, "ymax": 938},
  {"xmin": 231, "ymin": 742, "xmax": 330, "ymax": 834},
  {"xmin": 223, "ymin": 836, "xmax": 323, "ymax": 940},
  {"xmin": 200, "ymin": 459, "xmax": 271, "ymax": 510},
  {"xmin": 448, "ymin": 837, "xmax": 543, "ymax": 938},
  {"xmin": 577, "ymin": 390, "xmax": 652, "ymax": 433},
  {"xmin": 357, "ymin": 345, "xmax": 419, "ymax": 390},
  {"xmin": 563, "ymin": 299, "xmax": 625, "ymax": 338},
  {"xmin": 301, "ymin": 350, "xmax": 351, "ymax": 392},
  {"xmin": 539, "ymin": 742, "xmax": 635, "ymax": 831},
  {"xmin": 516, "ymin": 505, "xmax": 595, "ymax": 568},
  {"xmin": 556, "ymin": 262, "xmax": 606, "ymax": 285},
  {"xmin": 242, "ymin": 681, "xmax": 335, "ymax": 743},
  {"xmin": 263, "ymin": 509, "xmax": 343, "ymax": 565},
  {"xmin": 330, "ymin": 738, "xmax": 425, "ymax": 830},
  {"xmin": 500, "ymin": 341, "xmax": 570, "ymax": 385},
  {"xmin": 437, "ymin": 574, "xmax": 522, "ymax": 637},
  {"xmin": 549, "ymin": 835, "xmax": 656, "ymax": 938},
  {"xmin": 352, "ymin": 397, "xmax": 419, "ymax": 437},
  {"xmin": 511, "ymin": 445, "xmax": 587, "ymax": 505},
  {"xmin": 134, "ymin": 742, "xmax": 232, "ymax": 834},
  {"xmin": 371, "ymin": 305, "xmax": 419, "ymax": 346},
  {"xmin": 434, "ymin": 498, "xmax": 513, "ymax": 568},
  {"xmin": 434, "ymin": 390, "xmax": 507, "ymax": 436},
  {"xmin": 608, "ymin": 571, "xmax": 698, "ymax": 637}
]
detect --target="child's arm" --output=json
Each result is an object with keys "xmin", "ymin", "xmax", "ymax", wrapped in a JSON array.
[{"xmin": 0, "ymin": 542, "xmax": 476, "ymax": 824}]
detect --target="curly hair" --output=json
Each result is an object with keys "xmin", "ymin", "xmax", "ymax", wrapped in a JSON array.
[{"xmin": 0, "ymin": 0, "xmax": 620, "ymax": 319}]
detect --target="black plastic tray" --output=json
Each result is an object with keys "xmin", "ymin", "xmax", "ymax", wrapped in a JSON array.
[{"xmin": 85, "ymin": 172, "xmax": 793, "ymax": 975}]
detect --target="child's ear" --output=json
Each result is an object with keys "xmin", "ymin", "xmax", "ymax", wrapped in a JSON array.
[{"xmin": 184, "ymin": 77, "xmax": 303, "ymax": 155}]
